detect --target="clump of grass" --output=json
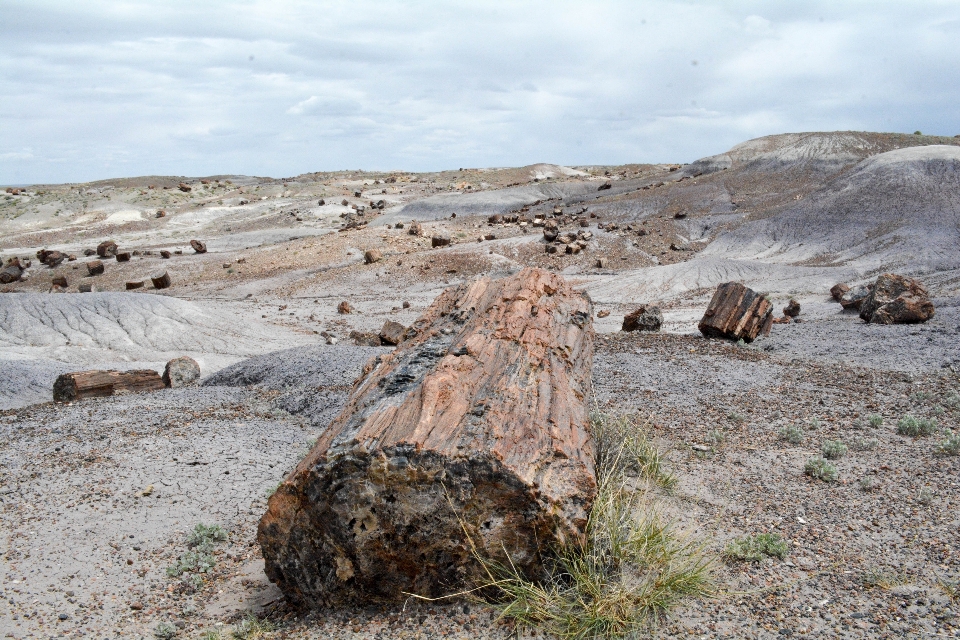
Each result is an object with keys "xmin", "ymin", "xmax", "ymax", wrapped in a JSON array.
[
  {"xmin": 724, "ymin": 533, "xmax": 788, "ymax": 562},
  {"xmin": 166, "ymin": 523, "xmax": 227, "ymax": 578},
  {"xmin": 821, "ymin": 440, "xmax": 848, "ymax": 460},
  {"xmin": 591, "ymin": 412, "xmax": 675, "ymax": 489},
  {"xmin": 849, "ymin": 436, "xmax": 879, "ymax": 451},
  {"xmin": 917, "ymin": 487, "xmax": 935, "ymax": 505},
  {"xmin": 896, "ymin": 415, "xmax": 937, "ymax": 437},
  {"xmin": 937, "ymin": 430, "xmax": 960, "ymax": 456},
  {"xmin": 861, "ymin": 568, "xmax": 907, "ymax": 590},
  {"xmin": 473, "ymin": 412, "xmax": 712, "ymax": 638},
  {"xmin": 153, "ymin": 622, "xmax": 178, "ymax": 639},
  {"xmin": 706, "ymin": 429, "xmax": 724, "ymax": 446},
  {"xmin": 232, "ymin": 614, "xmax": 276, "ymax": 639},
  {"xmin": 859, "ymin": 476, "xmax": 877, "ymax": 492},
  {"xmin": 778, "ymin": 424, "xmax": 804, "ymax": 445},
  {"xmin": 803, "ymin": 457, "xmax": 837, "ymax": 482},
  {"xmin": 868, "ymin": 414, "xmax": 884, "ymax": 428},
  {"xmin": 727, "ymin": 411, "xmax": 745, "ymax": 424},
  {"xmin": 940, "ymin": 578, "xmax": 960, "ymax": 602},
  {"xmin": 944, "ymin": 391, "xmax": 960, "ymax": 413}
]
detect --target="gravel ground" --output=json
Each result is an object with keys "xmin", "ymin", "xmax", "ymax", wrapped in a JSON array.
[{"xmin": 3, "ymin": 330, "xmax": 958, "ymax": 639}]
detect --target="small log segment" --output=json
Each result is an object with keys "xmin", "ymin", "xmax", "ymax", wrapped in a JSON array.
[
  {"xmin": 151, "ymin": 271, "xmax": 172, "ymax": 289},
  {"xmin": 698, "ymin": 281, "xmax": 773, "ymax": 342},
  {"xmin": 53, "ymin": 369, "xmax": 164, "ymax": 403},
  {"xmin": 259, "ymin": 267, "xmax": 596, "ymax": 607}
]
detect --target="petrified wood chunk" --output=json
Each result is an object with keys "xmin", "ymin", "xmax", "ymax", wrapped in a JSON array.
[
  {"xmin": 97, "ymin": 241, "xmax": 118, "ymax": 258},
  {"xmin": 53, "ymin": 369, "xmax": 164, "ymax": 402},
  {"xmin": 258, "ymin": 267, "xmax": 596, "ymax": 607},
  {"xmin": 859, "ymin": 273, "xmax": 935, "ymax": 324},
  {"xmin": 698, "ymin": 281, "xmax": 773, "ymax": 342},
  {"xmin": 86, "ymin": 260, "xmax": 104, "ymax": 276},
  {"xmin": 151, "ymin": 271, "xmax": 172, "ymax": 289},
  {"xmin": 190, "ymin": 239, "xmax": 207, "ymax": 254}
]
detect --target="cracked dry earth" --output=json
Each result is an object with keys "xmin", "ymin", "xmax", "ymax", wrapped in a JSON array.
[{"xmin": 2, "ymin": 318, "xmax": 959, "ymax": 640}]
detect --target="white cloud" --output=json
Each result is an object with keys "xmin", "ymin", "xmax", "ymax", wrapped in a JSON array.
[{"xmin": 1, "ymin": 0, "xmax": 960, "ymax": 183}]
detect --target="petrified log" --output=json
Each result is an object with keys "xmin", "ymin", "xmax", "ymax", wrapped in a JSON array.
[
  {"xmin": 363, "ymin": 249, "xmax": 382, "ymax": 264},
  {"xmin": 115, "ymin": 252, "xmax": 131, "ymax": 262},
  {"xmin": 162, "ymin": 356, "xmax": 200, "ymax": 387},
  {"xmin": 53, "ymin": 369, "xmax": 165, "ymax": 403},
  {"xmin": 190, "ymin": 240, "xmax": 207, "ymax": 254},
  {"xmin": 97, "ymin": 241, "xmax": 118, "ymax": 258},
  {"xmin": 431, "ymin": 234, "xmax": 451, "ymax": 247},
  {"xmin": 0, "ymin": 257, "xmax": 24, "ymax": 284},
  {"xmin": 830, "ymin": 283, "xmax": 849, "ymax": 302},
  {"xmin": 86, "ymin": 260, "xmax": 104, "ymax": 276},
  {"xmin": 622, "ymin": 305, "xmax": 662, "ymax": 332},
  {"xmin": 859, "ymin": 273, "xmax": 935, "ymax": 324},
  {"xmin": 259, "ymin": 267, "xmax": 596, "ymax": 607},
  {"xmin": 151, "ymin": 271, "xmax": 172, "ymax": 289},
  {"xmin": 378, "ymin": 320, "xmax": 406, "ymax": 345},
  {"xmin": 698, "ymin": 282, "xmax": 773, "ymax": 342},
  {"xmin": 125, "ymin": 280, "xmax": 144, "ymax": 290}
]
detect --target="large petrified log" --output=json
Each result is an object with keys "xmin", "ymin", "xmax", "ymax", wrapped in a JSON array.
[
  {"xmin": 258, "ymin": 267, "xmax": 596, "ymax": 607},
  {"xmin": 698, "ymin": 281, "xmax": 773, "ymax": 342},
  {"xmin": 53, "ymin": 369, "xmax": 165, "ymax": 402},
  {"xmin": 859, "ymin": 273, "xmax": 935, "ymax": 324}
]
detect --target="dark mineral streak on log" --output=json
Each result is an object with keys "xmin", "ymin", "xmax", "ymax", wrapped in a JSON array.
[
  {"xmin": 53, "ymin": 369, "xmax": 165, "ymax": 403},
  {"xmin": 698, "ymin": 281, "xmax": 773, "ymax": 342},
  {"xmin": 258, "ymin": 267, "xmax": 596, "ymax": 607}
]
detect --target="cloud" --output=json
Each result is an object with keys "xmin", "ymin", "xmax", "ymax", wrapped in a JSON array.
[{"xmin": 2, "ymin": 0, "xmax": 960, "ymax": 183}]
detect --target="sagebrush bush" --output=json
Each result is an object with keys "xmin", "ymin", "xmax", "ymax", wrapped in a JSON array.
[
  {"xmin": 779, "ymin": 424, "xmax": 804, "ymax": 445},
  {"xmin": 850, "ymin": 436, "xmax": 879, "ymax": 451},
  {"xmin": 804, "ymin": 457, "xmax": 837, "ymax": 482},
  {"xmin": 937, "ymin": 430, "xmax": 960, "ymax": 456},
  {"xmin": 724, "ymin": 533, "xmax": 789, "ymax": 562},
  {"xmin": 897, "ymin": 415, "xmax": 937, "ymax": 437},
  {"xmin": 821, "ymin": 440, "xmax": 848, "ymax": 460}
]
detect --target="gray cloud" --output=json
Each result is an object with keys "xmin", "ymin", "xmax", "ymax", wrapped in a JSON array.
[{"xmin": 2, "ymin": 0, "xmax": 959, "ymax": 184}]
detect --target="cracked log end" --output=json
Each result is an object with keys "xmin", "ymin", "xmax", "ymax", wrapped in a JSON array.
[{"xmin": 258, "ymin": 267, "xmax": 596, "ymax": 607}]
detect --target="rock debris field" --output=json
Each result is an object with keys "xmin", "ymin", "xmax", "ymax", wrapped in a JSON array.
[{"xmin": 2, "ymin": 130, "xmax": 960, "ymax": 639}]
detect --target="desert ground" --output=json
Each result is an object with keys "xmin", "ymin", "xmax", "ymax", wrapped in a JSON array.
[{"xmin": 2, "ymin": 130, "xmax": 959, "ymax": 639}]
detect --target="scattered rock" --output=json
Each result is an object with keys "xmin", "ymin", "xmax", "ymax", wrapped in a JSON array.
[
  {"xmin": 840, "ymin": 285, "xmax": 871, "ymax": 311},
  {"xmin": 596, "ymin": 258, "xmax": 608, "ymax": 268},
  {"xmin": 178, "ymin": 183, "xmax": 192, "ymax": 192},
  {"xmin": 598, "ymin": 181, "xmax": 612, "ymax": 191},
  {"xmin": 830, "ymin": 283, "xmax": 850, "ymax": 301},
  {"xmin": 402, "ymin": 301, "xmax": 410, "ymax": 309},
  {"xmin": 859, "ymin": 273, "xmax": 935, "ymax": 324},
  {"xmin": 698, "ymin": 282, "xmax": 773, "ymax": 343},
  {"xmin": 37, "ymin": 249, "xmax": 66, "ymax": 267},
  {"xmin": 86, "ymin": 260, "xmax": 104, "ymax": 276},
  {"xmin": 0, "ymin": 257, "xmax": 24, "ymax": 283},
  {"xmin": 190, "ymin": 240, "xmax": 207, "ymax": 254},
  {"xmin": 151, "ymin": 271, "xmax": 172, "ymax": 289},
  {"xmin": 162, "ymin": 356, "xmax": 201, "ymax": 388},
  {"xmin": 337, "ymin": 301, "xmax": 352, "ymax": 314},
  {"xmin": 408, "ymin": 222, "xmax": 422, "ymax": 236},
  {"xmin": 115, "ymin": 252, "xmax": 131, "ymax": 262},
  {"xmin": 622, "ymin": 305, "xmax": 663, "ymax": 332},
  {"xmin": 378, "ymin": 320, "xmax": 407, "ymax": 346},
  {"xmin": 258, "ymin": 268, "xmax": 595, "ymax": 607},
  {"xmin": 364, "ymin": 249, "xmax": 382, "ymax": 264},
  {"xmin": 160, "ymin": 250, "xmax": 171, "ymax": 259},
  {"xmin": 97, "ymin": 241, "xmax": 118, "ymax": 258},
  {"xmin": 125, "ymin": 281, "xmax": 144, "ymax": 290},
  {"xmin": 156, "ymin": 210, "xmax": 166, "ymax": 218},
  {"xmin": 783, "ymin": 299, "xmax": 800, "ymax": 318},
  {"xmin": 431, "ymin": 234, "xmax": 451, "ymax": 248},
  {"xmin": 78, "ymin": 283, "xmax": 94, "ymax": 293},
  {"xmin": 51, "ymin": 275, "xmax": 68, "ymax": 288},
  {"xmin": 597, "ymin": 309, "xmax": 610, "ymax": 318},
  {"xmin": 348, "ymin": 330, "xmax": 381, "ymax": 347},
  {"xmin": 543, "ymin": 221, "xmax": 559, "ymax": 242},
  {"xmin": 83, "ymin": 248, "xmax": 96, "ymax": 256}
]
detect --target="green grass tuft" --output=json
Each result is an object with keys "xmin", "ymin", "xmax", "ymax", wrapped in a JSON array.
[
  {"xmin": 778, "ymin": 424, "xmax": 804, "ymax": 445},
  {"xmin": 472, "ymin": 412, "xmax": 712, "ymax": 638},
  {"xmin": 821, "ymin": 440, "xmax": 847, "ymax": 460},
  {"xmin": 937, "ymin": 430, "xmax": 960, "ymax": 456},
  {"xmin": 724, "ymin": 533, "xmax": 789, "ymax": 562}
]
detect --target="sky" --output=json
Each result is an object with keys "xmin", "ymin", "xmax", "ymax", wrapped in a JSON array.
[{"xmin": 2, "ymin": 1, "xmax": 960, "ymax": 185}]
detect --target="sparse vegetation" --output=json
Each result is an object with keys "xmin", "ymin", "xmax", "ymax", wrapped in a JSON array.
[
  {"xmin": 779, "ymin": 424, "xmax": 804, "ymax": 445},
  {"xmin": 821, "ymin": 440, "xmax": 848, "ymax": 460},
  {"xmin": 473, "ymin": 412, "xmax": 712, "ymax": 638},
  {"xmin": 937, "ymin": 430, "xmax": 960, "ymax": 455},
  {"xmin": 868, "ymin": 414, "xmax": 884, "ymax": 428},
  {"xmin": 153, "ymin": 622, "xmax": 178, "ymax": 639},
  {"xmin": 804, "ymin": 457, "xmax": 837, "ymax": 482},
  {"xmin": 862, "ymin": 568, "xmax": 907, "ymax": 589},
  {"xmin": 727, "ymin": 411, "xmax": 745, "ymax": 424},
  {"xmin": 849, "ymin": 436, "xmax": 879, "ymax": 451},
  {"xmin": 724, "ymin": 533, "xmax": 789, "ymax": 562},
  {"xmin": 706, "ymin": 429, "xmax": 725, "ymax": 446},
  {"xmin": 917, "ymin": 487, "xmax": 934, "ymax": 505},
  {"xmin": 166, "ymin": 523, "xmax": 227, "ymax": 578},
  {"xmin": 859, "ymin": 476, "xmax": 877, "ymax": 491},
  {"xmin": 896, "ymin": 415, "xmax": 937, "ymax": 437}
]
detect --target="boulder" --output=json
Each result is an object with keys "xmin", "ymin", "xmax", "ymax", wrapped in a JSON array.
[
  {"xmin": 859, "ymin": 274, "xmax": 935, "ymax": 324},
  {"xmin": 162, "ymin": 356, "xmax": 201, "ymax": 388},
  {"xmin": 178, "ymin": 182, "xmax": 192, "ymax": 192},
  {"xmin": 258, "ymin": 268, "xmax": 596, "ymax": 607},
  {"xmin": 830, "ymin": 283, "xmax": 850, "ymax": 301},
  {"xmin": 97, "ymin": 241, "xmax": 118, "ymax": 258},
  {"xmin": 115, "ymin": 252, "xmax": 131, "ymax": 262},
  {"xmin": 86, "ymin": 260, "xmax": 104, "ymax": 276},
  {"xmin": 190, "ymin": 240, "xmax": 207, "ymax": 254},
  {"xmin": 364, "ymin": 249, "xmax": 382, "ymax": 264},
  {"xmin": 431, "ymin": 234, "xmax": 451, "ymax": 248},
  {"xmin": 37, "ymin": 250, "xmax": 66, "ymax": 267},
  {"xmin": 783, "ymin": 299, "xmax": 800, "ymax": 318},
  {"xmin": 839, "ymin": 285, "xmax": 870, "ymax": 311},
  {"xmin": 348, "ymin": 330, "xmax": 381, "ymax": 347},
  {"xmin": 622, "ymin": 305, "xmax": 663, "ymax": 332},
  {"xmin": 698, "ymin": 282, "xmax": 773, "ymax": 342},
  {"xmin": 0, "ymin": 258, "xmax": 24, "ymax": 284},
  {"xmin": 378, "ymin": 320, "xmax": 407, "ymax": 346},
  {"xmin": 543, "ymin": 221, "xmax": 559, "ymax": 242}
]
